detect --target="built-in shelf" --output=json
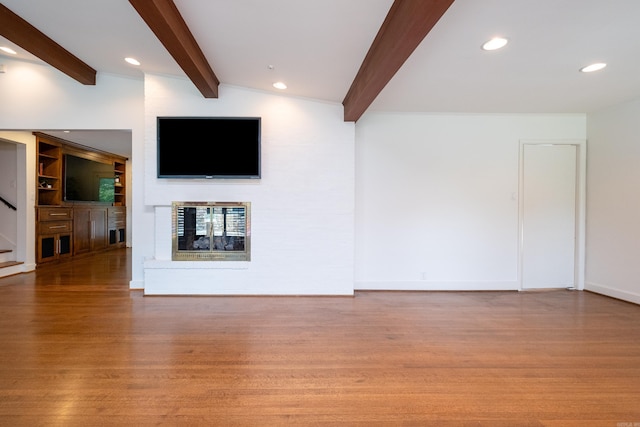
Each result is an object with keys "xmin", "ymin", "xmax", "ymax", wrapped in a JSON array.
[
  {"xmin": 36, "ymin": 136, "xmax": 62, "ymax": 206},
  {"xmin": 113, "ymin": 160, "xmax": 126, "ymax": 206}
]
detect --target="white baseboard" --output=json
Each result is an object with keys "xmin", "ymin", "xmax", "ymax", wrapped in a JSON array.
[
  {"xmin": 355, "ymin": 280, "xmax": 519, "ymax": 291},
  {"xmin": 0, "ymin": 262, "xmax": 35, "ymax": 278},
  {"xmin": 129, "ymin": 279, "xmax": 144, "ymax": 290},
  {"xmin": 585, "ymin": 281, "xmax": 640, "ymax": 305}
]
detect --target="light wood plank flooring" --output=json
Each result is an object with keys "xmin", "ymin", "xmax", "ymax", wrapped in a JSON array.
[{"xmin": 1, "ymin": 248, "xmax": 639, "ymax": 426}]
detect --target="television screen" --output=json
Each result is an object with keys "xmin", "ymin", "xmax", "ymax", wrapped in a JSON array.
[
  {"xmin": 64, "ymin": 154, "xmax": 115, "ymax": 202},
  {"xmin": 157, "ymin": 117, "xmax": 261, "ymax": 179}
]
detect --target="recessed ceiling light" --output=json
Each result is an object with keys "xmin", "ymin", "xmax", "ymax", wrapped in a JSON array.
[
  {"xmin": 482, "ymin": 37, "xmax": 508, "ymax": 51},
  {"xmin": 0, "ymin": 46, "xmax": 17, "ymax": 55},
  {"xmin": 125, "ymin": 57, "xmax": 140, "ymax": 66},
  {"xmin": 580, "ymin": 62, "xmax": 607, "ymax": 73},
  {"xmin": 273, "ymin": 82, "xmax": 287, "ymax": 90}
]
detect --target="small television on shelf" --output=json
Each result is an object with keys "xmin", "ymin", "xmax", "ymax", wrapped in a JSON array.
[
  {"xmin": 157, "ymin": 116, "xmax": 261, "ymax": 179},
  {"xmin": 63, "ymin": 154, "xmax": 115, "ymax": 203}
]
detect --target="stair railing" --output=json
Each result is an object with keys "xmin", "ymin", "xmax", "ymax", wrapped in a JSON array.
[{"xmin": 0, "ymin": 195, "xmax": 16, "ymax": 211}]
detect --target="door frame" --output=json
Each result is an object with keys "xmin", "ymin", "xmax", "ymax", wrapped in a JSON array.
[{"xmin": 518, "ymin": 139, "xmax": 586, "ymax": 291}]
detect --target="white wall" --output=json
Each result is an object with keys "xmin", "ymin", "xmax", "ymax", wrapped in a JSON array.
[
  {"xmin": 10, "ymin": 55, "xmax": 638, "ymax": 301},
  {"xmin": 0, "ymin": 132, "xmax": 34, "ymax": 272},
  {"xmin": 0, "ymin": 140, "xmax": 18, "ymax": 250},
  {"xmin": 586, "ymin": 98, "xmax": 640, "ymax": 304},
  {"xmin": 142, "ymin": 75, "xmax": 355, "ymax": 295},
  {"xmin": 0, "ymin": 57, "xmax": 147, "ymax": 285},
  {"xmin": 354, "ymin": 112, "xmax": 586, "ymax": 290}
]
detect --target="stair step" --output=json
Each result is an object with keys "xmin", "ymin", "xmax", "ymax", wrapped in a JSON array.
[
  {"xmin": 0, "ymin": 249, "xmax": 14, "ymax": 263},
  {"xmin": 0, "ymin": 261, "xmax": 23, "ymax": 268}
]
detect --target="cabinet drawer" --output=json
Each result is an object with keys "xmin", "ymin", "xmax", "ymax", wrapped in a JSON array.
[
  {"xmin": 39, "ymin": 220, "xmax": 72, "ymax": 234},
  {"xmin": 39, "ymin": 208, "xmax": 72, "ymax": 221},
  {"xmin": 109, "ymin": 218, "xmax": 126, "ymax": 227},
  {"xmin": 108, "ymin": 207, "xmax": 126, "ymax": 228}
]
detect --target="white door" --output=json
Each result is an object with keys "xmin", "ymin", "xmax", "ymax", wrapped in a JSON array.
[{"xmin": 522, "ymin": 144, "xmax": 576, "ymax": 289}]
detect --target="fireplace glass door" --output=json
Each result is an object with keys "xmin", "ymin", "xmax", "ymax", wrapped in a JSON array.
[{"xmin": 172, "ymin": 202, "xmax": 250, "ymax": 261}]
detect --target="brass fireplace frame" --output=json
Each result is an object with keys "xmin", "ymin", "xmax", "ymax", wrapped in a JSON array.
[{"xmin": 171, "ymin": 201, "xmax": 251, "ymax": 261}]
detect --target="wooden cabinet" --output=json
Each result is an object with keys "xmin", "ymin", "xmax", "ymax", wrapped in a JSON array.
[
  {"xmin": 37, "ymin": 234, "xmax": 73, "ymax": 264},
  {"xmin": 108, "ymin": 206, "xmax": 126, "ymax": 248},
  {"xmin": 36, "ymin": 205, "xmax": 115, "ymax": 264},
  {"xmin": 36, "ymin": 207, "xmax": 73, "ymax": 263},
  {"xmin": 73, "ymin": 207, "xmax": 108, "ymax": 255}
]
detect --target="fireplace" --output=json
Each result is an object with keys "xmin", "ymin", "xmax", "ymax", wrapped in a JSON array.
[{"xmin": 172, "ymin": 202, "xmax": 251, "ymax": 261}]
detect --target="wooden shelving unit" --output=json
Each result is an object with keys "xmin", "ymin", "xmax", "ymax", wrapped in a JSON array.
[
  {"xmin": 36, "ymin": 136, "xmax": 62, "ymax": 206},
  {"xmin": 33, "ymin": 132, "xmax": 128, "ymax": 265},
  {"xmin": 114, "ymin": 160, "xmax": 126, "ymax": 206}
]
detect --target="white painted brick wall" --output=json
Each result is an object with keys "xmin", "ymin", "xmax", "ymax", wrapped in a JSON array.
[{"xmin": 143, "ymin": 77, "xmax": 354, "ymax": 295}]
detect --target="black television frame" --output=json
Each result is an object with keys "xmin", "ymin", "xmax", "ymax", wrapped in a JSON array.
[
  {"xmin": 63, "ymin": 153, "xmax": 115, "ymax": 203},
  {"xmin": 156, "ymin": 116, "xmax": 261, "ymax": 179}
]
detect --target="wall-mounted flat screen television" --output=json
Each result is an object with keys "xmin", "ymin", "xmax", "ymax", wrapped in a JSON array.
[
  {"xmin": 64, "ymin": 154, "xmax": 115, "ymax": 202},
  {"xmin": 157, "ymin": 117, "xmax": 261, "ymax": 179}
]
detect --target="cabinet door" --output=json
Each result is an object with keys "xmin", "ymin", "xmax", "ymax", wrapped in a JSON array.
[
  {"xmin": 73, "ymin": 207, "xmax": 108, "ymax": 253},
  {"xmin": 37, "ymin": 235, "xmax": 57, "ymax": 263},
  {"xmin": 91, "ymin": 208, "xmax": 108, "ymax": 251},
  {"xmin": 37, "ymin": 233, "xmax": 73, "ymax": 263},
  {"xmin": 73, "ymin": 208, "xmax": 92, "ymax": 255},
  {"xmin": 58, "ymin": 233, "xmax": 73, "ymax": 258}
]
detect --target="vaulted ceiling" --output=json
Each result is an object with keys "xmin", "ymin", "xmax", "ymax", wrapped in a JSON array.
[{"xmin": 2, "ymin": 0, "xmax": 640, "ymax": 124}]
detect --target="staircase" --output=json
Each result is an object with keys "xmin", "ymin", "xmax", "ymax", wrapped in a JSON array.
[
  {"xmin": 1, "ymin": 193, "xmax": 21, "ymax": 277},
  {"xmin": 0, "ymin": 249, "xmax": 23, "ymax": 278}
]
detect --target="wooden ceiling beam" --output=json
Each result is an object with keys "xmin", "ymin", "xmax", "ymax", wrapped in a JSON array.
[
  {"xmin": 0, "ymin": 4, "xmax": 96, "ymax": 85},
  {"xmin": 342, "ymin": 0, "xmax": 455, "ymax": 122},
  {"xmin": 129, "ymin": 0, "xmax": 219, "ymax": 98}
]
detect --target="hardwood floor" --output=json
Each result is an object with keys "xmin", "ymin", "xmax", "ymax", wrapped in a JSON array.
[{"xmin": 1, "ymin": 249, "xmax": 639, "ymax": 426}]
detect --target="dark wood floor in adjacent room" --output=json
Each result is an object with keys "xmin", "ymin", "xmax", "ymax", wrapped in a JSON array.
[{"xmin": 0, "ymin": 248, "xmax": 639, "ymax": 426}]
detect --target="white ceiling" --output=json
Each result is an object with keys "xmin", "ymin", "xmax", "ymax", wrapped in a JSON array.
[
  {"xmin": 2, "ymin": 0, "xmax": 640, "ymax": 154},
  {"xmin": 370, "ymin": 0, "xmax": 640, "ymax": 114}
]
